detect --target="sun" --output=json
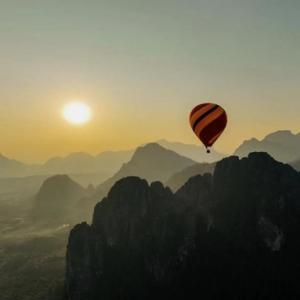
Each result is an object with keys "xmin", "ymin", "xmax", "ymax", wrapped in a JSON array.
[{"xmin": 63, "ymin": 103, "xmax": 91, "ymax": 125}]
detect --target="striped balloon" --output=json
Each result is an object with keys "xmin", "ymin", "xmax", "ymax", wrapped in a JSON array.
[{"xmin": 189, "ymin": 103, "xmax": 227, "ymax": 153}]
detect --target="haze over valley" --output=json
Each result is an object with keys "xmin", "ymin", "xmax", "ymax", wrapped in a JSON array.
[{"xmin": 1, "ymin": 131, "xmax": 300, "ymax": 299}]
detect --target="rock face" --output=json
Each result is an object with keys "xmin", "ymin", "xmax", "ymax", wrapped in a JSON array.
[
  {"xmin": 66, "ymin": 153, "xmax": 300, "ymax": 300},
  {"xmin": 234, "ymin": 130, "xmax": 300, "ymax": 162},
  {"xmin": 212, "ymin": 153, "xmax": 300, "ymax": 251}
]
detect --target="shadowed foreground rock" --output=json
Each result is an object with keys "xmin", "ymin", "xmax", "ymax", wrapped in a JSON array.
[{"xmin": 66, "ymin": 153, "xmax": 300, "ymax": 300}]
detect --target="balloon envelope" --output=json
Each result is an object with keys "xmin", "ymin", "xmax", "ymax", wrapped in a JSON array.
[{"xmin": 189, "ymin": 103, "xmax": 227, "ymax": 148}]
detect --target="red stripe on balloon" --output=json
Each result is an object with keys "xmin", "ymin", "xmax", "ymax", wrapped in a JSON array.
[{"xmin": 199, "ymin": 111, "xmax": 227, "ymax": 147}]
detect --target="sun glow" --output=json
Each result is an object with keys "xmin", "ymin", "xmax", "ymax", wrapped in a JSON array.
[{"xmin": 63, "ymin": 103, "xmax": 91, "ymax": 125}]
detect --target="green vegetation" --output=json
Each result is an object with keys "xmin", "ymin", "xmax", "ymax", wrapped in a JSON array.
[
  {"xmin": 0, "ymin": 235, "xmax": 67, "ymax": 300},
  {"xmin": 0, "ymin": 195, "xmax": 67, "ymax": 300}
]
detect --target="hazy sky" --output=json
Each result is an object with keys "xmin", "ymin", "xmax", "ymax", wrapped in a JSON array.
[{"xmin": 0, "ymin": 0, "xmax": 300, "ymax": 163}]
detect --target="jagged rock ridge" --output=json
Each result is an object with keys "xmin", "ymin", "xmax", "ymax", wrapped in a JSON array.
[{"xmin": 66, "ymin": 153, "xmax": 300, "ymax": 300}]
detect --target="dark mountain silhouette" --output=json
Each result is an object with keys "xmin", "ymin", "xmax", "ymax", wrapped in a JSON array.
[
  {"xmin": 31, "ymin": 175, "xmax": 91, "ymax": 224},
  {"xmin": 154, "ymin": 139, "xmax": 226, "ymax": 162},
  {"xmin": 165, "ymin": 162, "xmax": 215, "ymax": 192},
  {"xmin": 234, "ymin": 130, "xmax": 300, "ymax": 162},
  {"xmin": 97, "ymin": 143, "xmax": 197, "ymax": 193},
  {"xmin": 66, "ymin": 152, "xmax": 300, "ymax": 300}
]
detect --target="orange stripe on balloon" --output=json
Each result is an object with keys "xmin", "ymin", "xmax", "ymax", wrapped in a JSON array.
[
  {"xmin": 189, "ymin": 104, "xmax": 216, "ymax": 128},
  {"xmin": 195, "ymin": 107, "xmax": 224, "ymax": 137},
  {"xmin": 208, "ymin": 130, "xmax": 224, "ymax": 146}
]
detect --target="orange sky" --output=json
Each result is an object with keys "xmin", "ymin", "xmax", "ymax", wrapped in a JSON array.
[{"xmin": 0, "ymin": 1, "xmax": 300, "ymax": 163}]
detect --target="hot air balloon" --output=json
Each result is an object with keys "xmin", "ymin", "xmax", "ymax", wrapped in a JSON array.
[{"xmin": 189, "ymin": 103, "xmax": 227, "ymax": 153}]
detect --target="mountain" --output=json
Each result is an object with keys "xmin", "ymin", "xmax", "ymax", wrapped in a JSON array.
[
  {"xmin": 97, "ymin": 143, "xmax": 197, "ymax": 193},
  {"xmin": 95, "ymin": 150, "xmax": 135, "ymax": 173},
  {"xmin": 0, "ymin": 140, "xmax": 222, "ymax": 179},
  {"xmin": 165, "ymin": 162, "xmax": 215, "ymax": 192},
  {"xmin": 42, "ymin": 141, "xmax": 221, "ymax": 177},
  {"xmin": 41, "ymin": 150, "xmax": 134, "ymax": 175},
  {"xmin": 66, "ymin": 153, "xmax": 300, "ymax": 300},
  {"xmin": 41, "ymin": 153, "xmax": 96, "ymax": 175},
  {"xmin": 31, "ymin": 175, "xmax": 90, "ymax": 224},
  {"xmin": 0, "ymin": 154, "xmax": 39, "ymax": 178},
  {"xmin": 154, "ymin": 139, "xmax": 226, "ymax": 163},
  {"xmin": 0, "ymin": 154, "xmax": 24, "ymax": 176},
  {"xmin": 0, "ymin": 173, "xmax": 111, "ymax": 198},
  {"xmin": 0, "ymin": 150, "xmax": 133, "ymax": 179},
  {"xmin": 234, "ymin": 130, "xmax": 300, "ymax": 162}
]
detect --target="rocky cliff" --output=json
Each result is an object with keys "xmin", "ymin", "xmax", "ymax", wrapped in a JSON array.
[{"xmin": 66, "ymin": 153, "xmax": 300, "ymax": 300}]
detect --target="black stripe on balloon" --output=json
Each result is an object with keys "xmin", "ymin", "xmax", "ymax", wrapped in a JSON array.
[{"xmin": 192, "ymin": 105, "xmax": 219, "ymax": 131}]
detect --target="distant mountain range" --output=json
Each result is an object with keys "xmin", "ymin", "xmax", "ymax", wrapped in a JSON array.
[
  {"xmin": 30, "ymin": 143, "xmax": 201, "ymax": 224},
  {"xmin": 3, "ymin": 130, "xmax": 300, "ymax": 179},
  {"xmin": 0, "ymin": 154, "xmax": 38, "ymax": 178},
  {"xmin": 153, "ymin": 139, "xmax": 225, "ymax": 163},
  {"xmin": 0, "ymin": 140, "xmax": 224, "ymax": 179},
  {"xmin": 42, "ymin": 150, "xmax": 134, "ymax": 175},
  {"xmin": 29, "ymin": 133, "xmax": 300, "ymax": 228},
  {"xmin": 66, "ymin": 152, "xmax": 300, "ymax": 300},
  {"xmin": 234, "ymin": 130, "xmax": 300, "ymax": 163},
  {"xmin": 0, "ymin": 151, "xmax": 133, "ymax": 179}
]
